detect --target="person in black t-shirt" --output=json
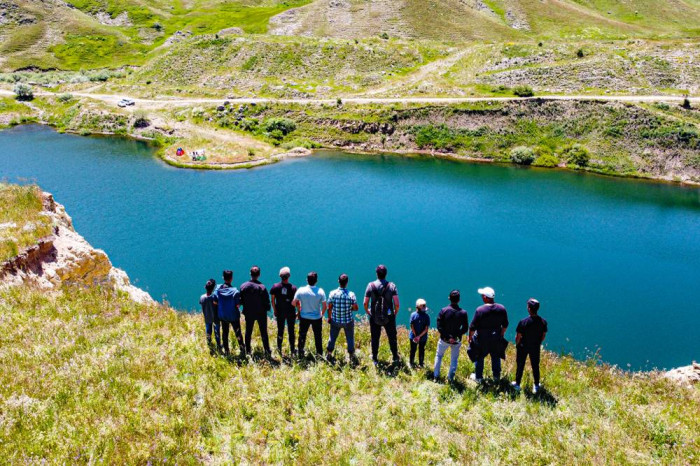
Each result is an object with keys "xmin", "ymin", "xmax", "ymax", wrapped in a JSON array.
[
  {"xmin": 270, "ymin": 266, "xmax": 298, "ymax": 356},
  {"xmin": 513, "ymin": 298, "xmax": 548, "ymax": 393},
  {"xmin": 240, "ymin": 266, "xmax": 272, "ymax": 357}
]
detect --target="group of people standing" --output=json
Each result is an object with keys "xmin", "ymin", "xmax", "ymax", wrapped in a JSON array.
[{"xmin": 200, "ymin": 264, "xmax": 548, "ymax": 392}]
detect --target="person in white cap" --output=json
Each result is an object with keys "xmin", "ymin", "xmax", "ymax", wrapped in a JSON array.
[
  {"xmin": 468, "ymin": 286, "xmax": 509, "ymax": 382},
  {"xmin": 270, "ymin": 266, "xmax": 297, "ymax": 356},
  {"xmin": 409, "ymin": 298, "xmax": 430, "ymax": 367}
]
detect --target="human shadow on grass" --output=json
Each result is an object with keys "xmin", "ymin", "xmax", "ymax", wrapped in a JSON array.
[
  {"xmin": 222, "ymin": 349, "xmax": 281, "ymax": 368},
  {"xmin": 524, "ymin": 387, "xmax": 558, "ymax": 407},
  {"xmin": 474, "ymin": 378, "xmax": 520, "ymax": 400}
]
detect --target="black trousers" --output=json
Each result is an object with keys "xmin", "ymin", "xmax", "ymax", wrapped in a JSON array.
[
  {"xmin": 220, "ymin": 319, "xmax": 244, "ymax": 355},
  {"xmin": 410, "ymin": 340, "xmax": 427, "ymax": 366},
  {"xmin": 276, "ymin": 313, "xmax": 296, "ymax": 353},
  {"xmin": 298, "ymin": 317, "xmax": 323, "ymax": 356},
  {"xmin": 515, "ymin": 345, "xmax": 541, "ymax": 385},
  {"xmin": 370, "ymin": 316, "xmax": 399, "ymax": 361},
  {"xmin": 244, "ymin": 314, "xmax": 270, "ymax": 355}
]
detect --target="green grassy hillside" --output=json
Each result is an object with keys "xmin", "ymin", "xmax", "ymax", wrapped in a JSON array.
[
  {"xmin": 0, "ymin": 0, "xmax": 310, "ymax": 71},
  {"xmin": 269, "ymin": 0, "xmax": 700, "ymax": 41},
  {"xmin": 1, "ymin": 0, "xmax": 699, "ymax": 71},
  {"xmin": 0, "ymin": 284, "xmax": 698, "ymax": 463}
]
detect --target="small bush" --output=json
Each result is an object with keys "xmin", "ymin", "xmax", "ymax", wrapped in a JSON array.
[
  {"xmin": 379, "ymin": 32, "xmax": 390, "ymax": 40},
  {"xmin": 560, "ymin": 143, "xmax": 590, "ymax": 167},
  {"xmin": 654, "ymin": 102, "xmax": 670, "ymax": 111},
  {"xmin": 13, "ymin": 83, "xmax": 33, "ymax": 101},
  {"xmin": 533, "ymin": 153, "xmax": 561, "ymax": 167},
  {"xmin": 133, "ymin": 111, "xmax": 150, "ymax": 129},
  {"xmin": 239, "ymin": 118, "xmax": 259, "ymax": 132},
  {"xmin": 509, "ymin": 146, "xmax": 536, "ymax": 165},
  {"xmin": 576, "ymin": 48, "xmax": 585, "ymax": 58},
  {"xmin": 681, "ymin": 95, "xmax": 691, "ymax": 110},
  {"xmin": 513, "ymin": 85, "xmax": 534, "ymax": 97},
  {"xmin": 57, "ymin": 93, "xmax": 73, "ymax": 103},
  {"xmin": 263, "ymin": 117, "xmax": 296, "ymax": 136}
]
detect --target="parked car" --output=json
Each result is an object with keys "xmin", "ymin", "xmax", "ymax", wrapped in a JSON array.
[{"xmin": 117, "ymin": 98, "xmax": 135, "ymax": 108}]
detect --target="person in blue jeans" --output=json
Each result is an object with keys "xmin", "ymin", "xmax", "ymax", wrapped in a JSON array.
[
  {"xmin": 326, "ymin": 273, "xmax": 359, "ymax": 359},
  {"xmin": 199, "ymin": 278, "xmax": 221, "ymax": 354},
  {"xmin": 469, "ymin": 286, "xmax": 509, "ymax": 383},
  {"xmin": 215, "ymin": 270, "xmax": 244, "ymax": 356},
  {"xmin": 409, "ymin": 298, "xmax": 430, "ymax": 367},
  {"xmin": 293, "ymin": 272, "xmax": 327, "ymax": 358},
  {"xmin": 433, "ymin": 290, "xmax": 469, "ymax": 381}
]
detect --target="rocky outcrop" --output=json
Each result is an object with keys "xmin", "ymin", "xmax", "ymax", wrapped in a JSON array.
[
  {"xmin": 664, "ymin": 362, "xmax": 700, "ymax": 386},
  {"xmin": 0, "ymin": 192, "xmax": 153, "ymax": 304}
]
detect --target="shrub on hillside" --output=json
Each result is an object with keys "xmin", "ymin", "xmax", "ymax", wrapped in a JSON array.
[
  {"xmin": 560, "ymin": 143, "xmax": 590, "ymax": 167},
  {"xmin": 509, "ymin": 146, "xmax": 536, "ymax": 165},
  {"xmin": 533, "ymin": 153, "xmax": 561, "ymax": 167},
  {"xmin": 413, "ymin": 124, "xmax": 459, "ymax": 151},
  {"xmin": 132, "ymin": 111, "xmax": 150, "ymax": 129},
  {"xmin": 263, "ymin": 117, "xmax": 296, "ymax": 136},
  {"xmin": 513, "ymin": 85, "xmax": 534, "ymax": 97},
  {"xmin": 13, "ymin": 83, "xmax": 33, "ymax": 101},
  {"xmin": 57, "ymin": 93, "xmax": 73, "ymax": 103}
]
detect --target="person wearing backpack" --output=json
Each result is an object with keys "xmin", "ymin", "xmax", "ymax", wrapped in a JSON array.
[
  {"xmin": 240, "ymin": 266, "xmax": 272, "ymax": 357},
  {"xmin": 363, "ymin": 265, "xmax": 400, "ymax": 366},
  {"xmin": 214, "ymin": 270, "xmax": 244, "ymax": 356},
  {"xmin": 200, "ymin": 278, "xmax": 221, "ymax": 354}
]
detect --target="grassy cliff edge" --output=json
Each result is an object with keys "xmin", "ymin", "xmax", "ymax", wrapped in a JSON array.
[{"xmin": 0, "ymin": 286, "xmax": 698, "ymax": 463}]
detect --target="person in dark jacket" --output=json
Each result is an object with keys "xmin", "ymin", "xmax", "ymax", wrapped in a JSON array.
[
  {"xmin": 240, "ymin": 266, "xmax": 272, "ymax": 357},
  {"xmin": 433, "ymin": 290, "xmax": 469, "ymax": 381},
  {"xmin": 270, "ymin": 266, "xmax": 297, "ymax": 356},
  {"xmin": 468, "ymin": 286, "xmax": 509, "ymax": 382},
  {"xmin": 214, "ymin": 270, "xmax": 244, "ymax": 356},
  {"xmin": 200, "ymin": 278, "xmax": 221, "ymax": 353},
  {"xmin": 512, "ymin": 298, "xmax": 548, "ymax": 394}
]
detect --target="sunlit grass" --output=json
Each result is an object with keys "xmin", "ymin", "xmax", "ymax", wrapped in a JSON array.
[
  {"xmin": 0, "ymin": 184, "xmax": 53, "ymax": 262},
  {"xmin": 0, "ymin": 284, "xmax": 697, "ymax": 463}
]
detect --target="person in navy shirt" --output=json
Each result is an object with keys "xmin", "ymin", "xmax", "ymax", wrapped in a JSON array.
[
  {"xmin": 199, "ymin": 278, "xmax": 220, "ymax": 354},
  {"xmin": 409, "ymin": 298, "xmax": 430, "ymax": 367},
  {"xmin": 214, "ymin": 270, "xmax": 244, "ymax": 356},
  {"xmin": 513, "ymin": 298, "xmax": 548, "ymax": 393}
]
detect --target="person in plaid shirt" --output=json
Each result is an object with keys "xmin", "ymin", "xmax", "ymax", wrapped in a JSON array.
[{"xmin": 326, "ymin": 274, "xmax": 359, "ymax": 359}]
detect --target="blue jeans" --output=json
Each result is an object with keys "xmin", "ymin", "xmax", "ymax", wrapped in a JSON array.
[
  {"xmin": 475, "ymin": 351, "xmax": 502, "ymax": 380},
  {"xmin": 434, "ymin": 339, "xmax": 461, "ymax": 380},
  {"xmin": 327, "ymin": 321, "xmax": 355, "ymax": 354},
  {"xmin": 205, "ymin": 320, "xmax": 221, "ymax": 349}
]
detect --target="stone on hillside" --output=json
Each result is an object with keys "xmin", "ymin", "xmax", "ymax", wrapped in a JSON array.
[{"xmin": 664, "ymin": 362, "xmax": 700, "ymax": 386}]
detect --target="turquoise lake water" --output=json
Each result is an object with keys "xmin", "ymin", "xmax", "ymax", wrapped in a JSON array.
[{"xmin": 1, "ymin": 124, "xmax": 699, "ymax": 369}]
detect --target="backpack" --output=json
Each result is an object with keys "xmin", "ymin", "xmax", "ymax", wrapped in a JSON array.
[{"xmin": 371, "ymin": 281, "xmax": 394, "ymax": 326}]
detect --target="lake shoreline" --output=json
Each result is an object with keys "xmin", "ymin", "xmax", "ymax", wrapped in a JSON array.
[{"xmin": 5, "ymin": 122, "xmax": 700, "ymax": 188}]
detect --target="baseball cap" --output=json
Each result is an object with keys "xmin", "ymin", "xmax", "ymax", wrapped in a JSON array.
[
  {"xmin": 477, "ymin": 286, "xmax": 495, "ymax": 299},
  {"xmin": 527, "ymin": 298, "xmax": 540, "ymax": 312},
  {"xmin": 415, "ymin": 298, "xmax": 427, "ymax": 308},
  {"xmin": 279, "ymin": 266, "xmax": 291, "ymax": 277}
]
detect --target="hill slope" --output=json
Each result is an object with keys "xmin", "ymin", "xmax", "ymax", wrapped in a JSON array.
[
  {"xmin": 0, "ymin": 283, "xmax": 698, "ymax": 463},
  {"xmin": 269, "ymin": 0, "xmax": 700, "ymax": 41},
  {"xmin": 1, "ymin": 0, "xmax": 700, "ymax": 71}
]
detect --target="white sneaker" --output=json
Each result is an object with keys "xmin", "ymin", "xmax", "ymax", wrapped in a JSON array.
[
  {"xmin": 511, "ymin": 382, "xmax": 521, "ymax": 391},
  {"xmin": 533, "ymin": 384, "xmax": 541, "ymax": 394}
]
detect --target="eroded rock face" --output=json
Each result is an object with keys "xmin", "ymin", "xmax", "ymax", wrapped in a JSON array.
[{"xmin": 0, "ymin": 192, "xmax": 153, "ymax": 304}]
